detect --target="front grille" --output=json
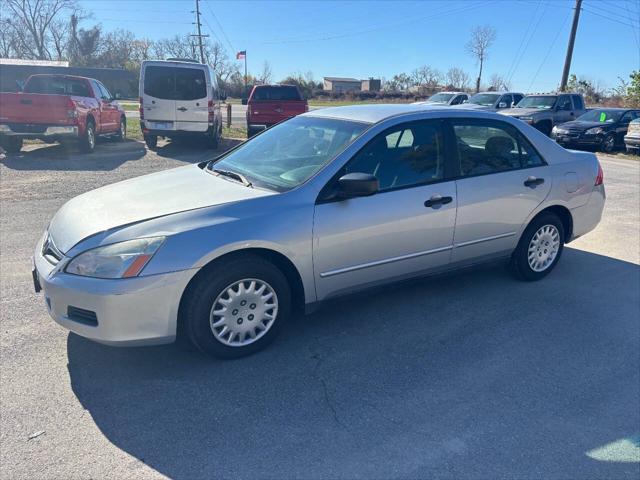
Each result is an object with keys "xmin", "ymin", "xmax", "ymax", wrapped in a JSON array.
[
  {"xmin": 8, "ymin": 123, "xmax": 47, "ymax": 134},
  {"xmin": 42, "ymin": 233, "xmax": 63, "ymax": 265},
  {"xmin": 67, "ymin": 306, "xmax": 98, "ymax": 326}
]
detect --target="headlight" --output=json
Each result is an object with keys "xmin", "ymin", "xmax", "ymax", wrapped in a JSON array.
[
  {"xmin": 585, "ymin": 127, "xmax": 604, "ymax": 135},
  {"xmin": 65, "ymin": 237, "xmax": 165, "ymax": 279}
]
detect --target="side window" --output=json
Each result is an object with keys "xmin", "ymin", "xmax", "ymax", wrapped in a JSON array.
[
  {"xmin": 513, "ymin": 94, "xmax": 524, "ymax": 105},
  {"xmin": 98, "ymin": 82, "xmax": 112, "ymax": 100},
  {"xmin": 621, "ymin": 111, "xmax": 638, "ymax": 123},
  {"xmin": 90, "ymin": 80, "xmax": 102, "ymax": 98},
  {"xmin": 557, "ymin": 96, "xmax": 572, "ymax": 110},
  {"xmin": 345, "ymin": 121, "xmax": 445, "ymax": 191},
  {"xmin": 499, "ymin": 94, "xmax": 513, "ymax": 107},
  {"xmin": 572, "ymin": 95, "xmax": 584, "ymax": 110},
  {"xmin": 452, "ymin": 120, "xmax": 545, "ymax": 177},
  {"xmin": 451, "ymin": 95, "xmax": 465, "ymax": 105}
]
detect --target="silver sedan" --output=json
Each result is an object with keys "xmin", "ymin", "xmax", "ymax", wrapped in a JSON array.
[{"xmin": 33, "ymin": 105, "xmax": 605, "ymax": 358}]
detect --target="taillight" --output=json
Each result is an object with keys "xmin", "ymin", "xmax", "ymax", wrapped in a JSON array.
[
  {"xmin": 208, "ymin": 100, "xmax": 214, "ymax": 123},
  {"xmin": 139, "ymin": 97, "xmax": 144, "ymax": 120},
  {"xmin": 595, "ymin": 162, "xmax": 604, "ymax": 186},
  {"xmin": 304, "ymin": 103, "xmax": 309, "ymax": 112},
  {"xmin": 66, "ymin": 98, "xmax": 78, "ymax": 123}
]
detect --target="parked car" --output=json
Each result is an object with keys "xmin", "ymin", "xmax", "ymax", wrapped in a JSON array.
[
  {"xmin": 499, "ymin": 93, "xmax": 587, "ymax": 135},
  {"xmin": 139, "ymin": 59, "xmax": 224, "ymax": 149},
  {"xmin": 0, "ymin": 74, "xmax": 125, "ymax": 153},
  {"xmin": 624, "ymin": 118, "xmax": 640, "ymax": 154},
  {"xmin": 33, "ymin": 105, "xmax": 605, "ymax": 358},
  {"xmin": 243, "ymin": 84, "xmax": 308, "ymax": 138},
  {"xmin": 456, "ymin": 91, "xmax": 524, "ymax": 111},
  {"xmin": 415, "ymin": 91, "xmax": 469, "ymax": 106},
  {"xmin": 552, "ymin": 108, "xmax": 640, "ymax": 153}
]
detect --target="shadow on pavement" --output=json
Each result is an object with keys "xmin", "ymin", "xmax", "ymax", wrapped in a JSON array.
[
  {"xmin": 151, "ymin": 137, "xmax": 243, "ymax": 162},
  {"xmin": 0, "ymin": 139, "xmax": 147, "ymax": 171},
  {"xmin": 67, "ymin": 247, "xmax": 640, "ymax": 479}
]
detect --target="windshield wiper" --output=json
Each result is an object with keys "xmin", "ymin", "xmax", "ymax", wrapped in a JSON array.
[{"xmin": 211, "ymin": 168, "xmax": 253, "ymax": 187}]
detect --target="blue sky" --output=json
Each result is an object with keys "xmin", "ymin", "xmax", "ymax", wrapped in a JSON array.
[{"xmin": 80, "ymin": 0, "xmax": 640, "ymax": 92}]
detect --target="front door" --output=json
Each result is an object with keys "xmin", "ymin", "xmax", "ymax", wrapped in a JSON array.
[
  {"xmin": 313, "ymin": 120, "xmax": 457, "ymax": 301},
  {"xmin": 449, "ymin": 118, "xmax": 551, "ymax": 263}
]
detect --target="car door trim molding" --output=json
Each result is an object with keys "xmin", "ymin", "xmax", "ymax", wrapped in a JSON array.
[
  {"xmin": 319, "ymin": 245, "xmax": 453, "ymax": 278},
  {"xmin": 454, "ymin": 231, "xmax": 517, "ymax": 248}
]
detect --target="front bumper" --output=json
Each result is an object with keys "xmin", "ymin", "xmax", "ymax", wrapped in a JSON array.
[
  {"xmin": 0, "ymin": 124, "xmax": 78, "ymax": 138},
  {"xmin": 552, "ymin": 132, "xmax": 602, "ymax": 148},
  {"xmin": 624, "ymin": 136, "xmax": 640, "ymax": 148},
  {"xmin": 33, "ymin": 236, "xmax": 195, "ymax": 346}
]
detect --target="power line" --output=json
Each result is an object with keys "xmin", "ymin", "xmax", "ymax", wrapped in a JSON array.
[
  {"xmin": 527, "ymin": 9, "xmax": 572, "ymax": 92},
  {"xmin": 582, "ymin": 6, "xmax": 640, "ymax": 28},
  {"xmin": 203, "ymin": 0, "xmax": 236, "ymax": 53},
  {"xmin": 585, "ymin": 0, "xmax": 640, "ymax": 25},
  {"xmin": 506, "ymin": 0, "xmax": 549, "ymax": 85},
  {"xmin": 505, "ymin": 0, "xmax": 544, "ymax": 83},
  {"xmin": 262, "ymin": 0, "xmax": 495, "ymax": 45}
]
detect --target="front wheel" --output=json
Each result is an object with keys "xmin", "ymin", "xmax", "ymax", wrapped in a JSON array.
[
  {"xmin": 510, "ymin": 213, "xmax": 564, "ymax": 281},
  {"xmin": 182, "ymin": 255, "xmax": 291, "ymax": 359},
  {"xmin": 601, "ymin": 133, "xmax": 616, "ymax": 153}
]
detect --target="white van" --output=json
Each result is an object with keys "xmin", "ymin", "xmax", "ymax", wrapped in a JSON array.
[{"xmin": 139, "ymin": 59, "xmax": 224, "ymax": 149}]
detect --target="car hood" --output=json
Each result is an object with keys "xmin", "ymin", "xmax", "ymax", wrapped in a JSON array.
[
  {"xmin": 48, "ymin": 164, "xmax": 273, "ymax": 253},
  {"xmin": 500, "ymin": 107, "xmax": 544, "ymax": 117},
  {"xmin": 556, "ymin": 120, "xmax": 613, "ymax": 131}
]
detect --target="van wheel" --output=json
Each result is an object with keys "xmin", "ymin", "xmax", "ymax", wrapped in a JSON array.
[
  {"xmin": 80, "ymin": 121, "xmax": 96, "ymax": 153},
  {"xmin": 205, "ymin": 124, "xmax": 220, "ymax": 148},
  {"xmin": 2, "ymin": 137, "xmax": 23, "ymax": 154},
  {"xmin": 510, "ymin": 213, "xmax": 564, "ymax": 281},
  {"xmin": 182, "ymin": 255, "xmax": 291, "ymax": 359},
  {"xmin": 144, "ymin": 134, "xmax": 158, "ymax": 150}
]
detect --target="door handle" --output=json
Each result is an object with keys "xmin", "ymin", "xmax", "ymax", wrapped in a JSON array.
[
  {"xmin": 424, "ymin": 195, "xmax": 453, "ymax": 208},
  {"xmin": 177, "ymin": 107, "xmax": 188, "ymax": 112},
  {"xmin": 524, "ymin": 176, "xmax": 545, "ymax": 187}
]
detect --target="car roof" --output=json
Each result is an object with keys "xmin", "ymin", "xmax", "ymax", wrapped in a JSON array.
[
  {"xmin": 304, "ymin": 103, "xmax": 508, "ymax": 124},
  {"xmin": 585, "ymin": 107, "xmax": 634, "ymax": 112}
]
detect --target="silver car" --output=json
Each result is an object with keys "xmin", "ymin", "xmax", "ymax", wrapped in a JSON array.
[{"xmin": 33, "ymin": 105, "xmax": 605, "ymax": 358}]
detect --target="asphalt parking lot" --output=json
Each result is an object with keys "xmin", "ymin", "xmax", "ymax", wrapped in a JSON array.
[{"xmin": 1, "ymin": 139, "xmax": 639, "ymax": 479}]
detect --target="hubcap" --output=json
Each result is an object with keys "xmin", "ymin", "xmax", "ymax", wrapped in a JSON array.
[
  {"xmin": 88, "ymin": 127, "xmax": 95, "ymax": 148},
  {"xmin": 527, "ymin": 224, "xmax": 560, "ymax": 272},
  {"xmin": 121, "ymin": 120, "xmax": 126, "ymax": 137},
  {"xmin": 209, "ymin": 279, "xmax": 278, "ymax": 347}
]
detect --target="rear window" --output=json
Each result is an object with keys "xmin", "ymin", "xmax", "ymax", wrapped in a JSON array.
[
  {"xmin": 251, "ymin": 86, "xmax": 302, "ymax": 101},
  {"xmin": 24, "ymin": 77, "xmax": 90, "ymax": 97},
  {"xmin": 144, "ymin": 66, "xmax": 207, "ymax": 100}
]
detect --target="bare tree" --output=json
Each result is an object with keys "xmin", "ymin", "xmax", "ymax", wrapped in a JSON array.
[
  {"xmin": 466, "ymin": 25, "xmax": 496, "ymax": 93},
  {"xmin": 411, "ymin": 66, "xmax": 442, "ymax": 92},
  {"xmin": 488, "ymin": 73, "xmax": 511, "ymax": 91},
  {"xmin": 4, "ymin": 0, "xmax": 78, "ymax": 59},
  {"xmin": 446, "ymin": 67, "xmax": 470, "ymax": 91},
  {"xmin": 258, "ymin": 61, "xmax": 273, "ymax": 84}
]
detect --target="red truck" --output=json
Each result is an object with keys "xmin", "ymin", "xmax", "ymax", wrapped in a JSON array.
[
  {"xmin": 243, "ymin": 84, "xmax": 308, "ymax": 138},
  {"xmin": 0, "ymin": 74, "xmax": 126, "ymax": 154}
]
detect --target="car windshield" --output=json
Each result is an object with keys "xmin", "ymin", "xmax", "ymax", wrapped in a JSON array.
[
  {"xmin": 427, "ymin": 93, "xmax": 455, "ymax": 103},
  {"xmin": 208, "ymin": 116, "xmax": 368, "ymax": 192},
  {"xmin": 515, "ymin": 96, "xmax": 557, "ymax": 109},
  {"xmin": 468, "ymin": 93, "xmax": 500, "ymax": 106},
  {"xmin": 577, "ymin": 110, "xmax": 622, "ymax": 123}
]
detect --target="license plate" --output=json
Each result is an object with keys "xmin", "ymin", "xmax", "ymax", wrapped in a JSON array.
[
  {"xmin": 32, "ymin": 267, "xmax": 41, "ymax": 293},
  {"xmin": 150, "ymin": 121, "xmax": 172, "ymax": 130}
]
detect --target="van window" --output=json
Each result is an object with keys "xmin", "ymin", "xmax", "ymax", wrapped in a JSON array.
[
  {"xmin": 144, "ymin": 66, "xmax": 207, "ymax": 100},
  {"xmin": 251, "ymin": 86, "xmax": 302, "ymax": 101}
]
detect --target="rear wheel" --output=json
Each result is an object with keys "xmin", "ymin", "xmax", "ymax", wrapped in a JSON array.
[
  {"xmin": 80, "ymin": 121, "xmax": 96, "ymax": 153},
  {"xmin": 115, "ymin": 116, "xmax": 126, "ymax": 142},
  {"xmin": 205, "ymin": 123, "xmax": 220, "ymax": 148},
  {"xmin": 144, "ymin": 134, "xmax": 158, "ymax": 150},
  {"xmin": 182, "ymin": 255, "xmax": 291, "ymax": 359},
  {"xmin": 534, "ymin": 122, "xmax": 552, "ymax": 136},
  {"xmin": 510, "ymin": 213, "xmax": 564, "ymax": 281},
  {"xmin": 2, "ymin": 137, "xmax": 23, "ymax": 154}
]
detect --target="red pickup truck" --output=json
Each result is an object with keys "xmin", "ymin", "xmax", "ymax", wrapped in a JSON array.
[
  {"xmin": 0, "ymin": 74, "xmax": 126, "ymax": 154},
  {"xmin": 243, "ymin": 84, "xmax": 308, "ymax": 137}
]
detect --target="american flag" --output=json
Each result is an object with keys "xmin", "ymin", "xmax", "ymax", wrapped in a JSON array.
[{"xmin": 236, "ymin": 51, "xmax": 246, "ymax": 60}]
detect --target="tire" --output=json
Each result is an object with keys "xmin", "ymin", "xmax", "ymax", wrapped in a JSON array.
[
  {"xmin": 2, "ymin": 137, "xmax": 23, "ymax": 154},
  {"xmin": 205, "ymin": 123, "xmax": 220, "ymax": 148},
  {"xmin": 80, "ymin": 121, "xmax": 96, "ymax": 153},
  {"xmin": 115, "ymin": 116, "xmax": 126, "ymax": 142},
  {"xmin": 247, "ymin": 126, "xmax": 258, "ymax": 138},
  {"xmin": 510, "ymin": 213, "xmax": 565, "ymax": 282},
  {"xmin": 534, "ymin": 122, "xmax": 552, "ymax": 136},
  {"xmin": 601, "ymin": 133, "xmax": 616, "ymax": 153},
  {"xmin": 144, "ymin": 134, "xmax": 158, "ymax": 150},
  {"xmin": 182, "ymin": 255, "xmax": 292, "ymax": 359}
]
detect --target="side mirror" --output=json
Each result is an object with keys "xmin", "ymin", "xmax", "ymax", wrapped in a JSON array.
[
  {"xmin": 498, "ymin": 102, "xmax": 507, "ymax": 109},
  {"xmin": 241, "ymin": 98, "xmax": 248, "ymax": 105},
  {"xmin": 336, "ymin": 172, "xmax": 379, "ymax": 198}
]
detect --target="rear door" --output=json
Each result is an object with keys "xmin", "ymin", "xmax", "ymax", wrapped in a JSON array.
[
  {"xmin": 555, "ymin": 95, "xmax": 574, "ymax": 124},
  {"xmin": 174, "ymin": 66, "xmax": 209, "ymax": 132},
  {"xmin": 450, "ymin": 118, "xmax": 551, "ymax": 263},
  {"xmin": 142, "ymin": 65, "xmax": 177, "ymax": 129}
]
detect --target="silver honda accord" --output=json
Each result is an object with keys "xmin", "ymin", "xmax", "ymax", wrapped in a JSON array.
[{"xmin": 33, "ymin": 105, "xmax": 605, "ymax": 358}]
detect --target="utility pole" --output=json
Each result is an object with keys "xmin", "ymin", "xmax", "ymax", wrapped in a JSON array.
[
  {"xmin": 560, "ymin": 0, "xmax": 582, "ymax": 91},
  {"xmin": 191, "ymin": 0, "xmax": 208, "ymax": 63}
]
